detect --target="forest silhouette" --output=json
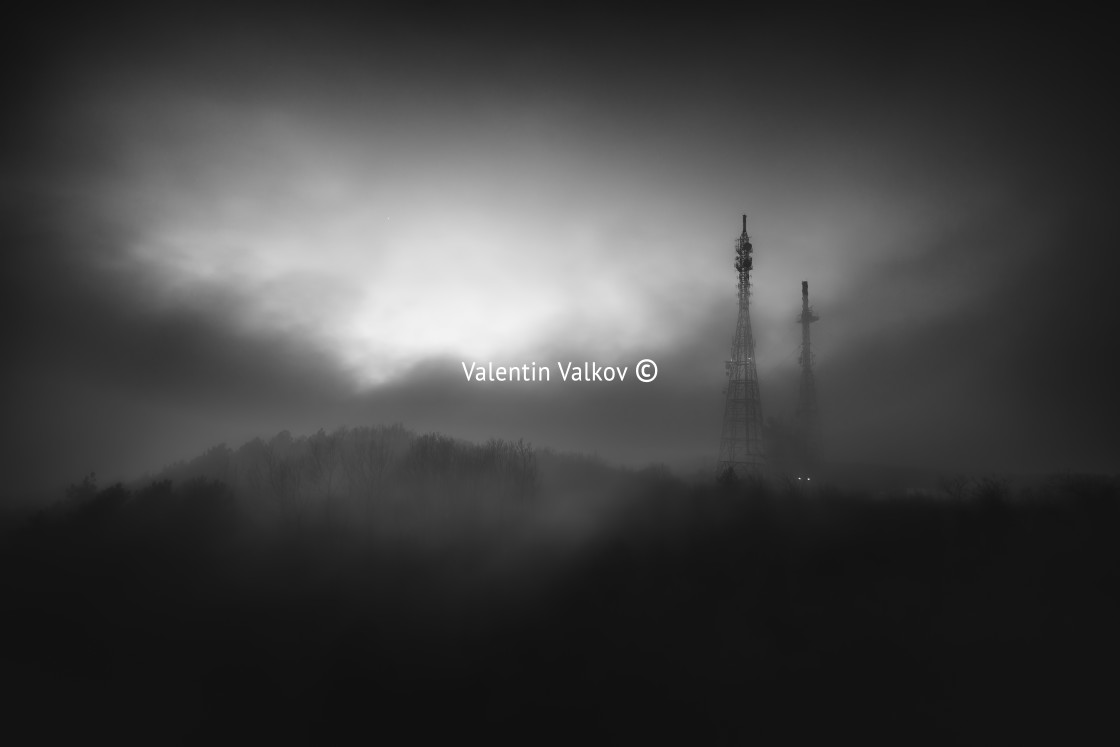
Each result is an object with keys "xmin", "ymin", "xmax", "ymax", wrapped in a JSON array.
[{"xmin": 1, "ymin": 424, "xmax": 1117, "ymax": 742}]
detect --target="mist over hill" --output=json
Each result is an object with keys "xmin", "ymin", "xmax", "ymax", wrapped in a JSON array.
[
  {"xmin": 4, "ymin": 2, "xmax": 1118, "ymax": 740},
  {"xmin": 2, "ymin": 423, "xmax": 1117, "ymax": 742}
]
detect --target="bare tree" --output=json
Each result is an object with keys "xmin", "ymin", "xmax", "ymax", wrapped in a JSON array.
[
  {"xmin": 937, "ymin": 474, "xmax": 973, "ymax": 501},
  {"xmin": 306, "ymin": 427, "xmax": 343, "ymax": 505},
  {"xmin": 264, "ymin": 430, "xmax": 304, "ymax": 519}
]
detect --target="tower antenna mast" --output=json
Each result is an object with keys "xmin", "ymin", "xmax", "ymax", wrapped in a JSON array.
[
  {"xmin": 795, "ymin": 280, "xmax": 820, "ymax": 476},
  {"xmin": 717, "ymin": 215, "xmax": 766, "ymax": 480}
]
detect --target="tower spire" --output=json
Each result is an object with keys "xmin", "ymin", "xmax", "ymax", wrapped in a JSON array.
[
  {"xmin": 795, "ymin": 280, "xmax": 820, "ymax": 475},
  {"xmin": 717, "ymin": 215, "xmax": 766, "ymax": 480}
]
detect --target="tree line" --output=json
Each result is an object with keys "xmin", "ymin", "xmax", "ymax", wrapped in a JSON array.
[{"xmin": 144, "ymin": 424, "xmax": 539, "ymax": 523}]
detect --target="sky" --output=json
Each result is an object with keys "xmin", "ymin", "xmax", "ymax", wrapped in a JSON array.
[{"xmin": 2, "ymin": 3, "xmax": 1117, "ymax": 495}]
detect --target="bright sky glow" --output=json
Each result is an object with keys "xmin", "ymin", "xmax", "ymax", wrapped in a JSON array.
[
  {"xmin": 69, "ymin": 58, "xmax": 1019, "ymax": 392},
  {"xmin": 104, "ymin": 96, "xmax": 731, "ymax": 386}
]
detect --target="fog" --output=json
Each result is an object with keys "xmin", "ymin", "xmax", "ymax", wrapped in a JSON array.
[
  {"xmin": 3, "ymin": 5, "xmax": 1119, "ymax": 741},
  {"xmin": 3, "ymin": 5, "xmax": 1116, "ymax": 491}
]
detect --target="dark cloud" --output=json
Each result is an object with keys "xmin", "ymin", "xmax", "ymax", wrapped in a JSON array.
[{"xmin": 1, "ymin": 208, "xmax": 356, "ymax": 494}]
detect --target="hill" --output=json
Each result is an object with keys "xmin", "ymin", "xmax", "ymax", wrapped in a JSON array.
[{"xmin": 1, "ymin": 426, "xmax": 1117, "ymax": 742}]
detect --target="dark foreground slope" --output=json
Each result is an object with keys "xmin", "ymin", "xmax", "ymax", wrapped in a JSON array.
[{"xmin": 2, "ymin": 472, "xmax": 1118, "ymax": 744}]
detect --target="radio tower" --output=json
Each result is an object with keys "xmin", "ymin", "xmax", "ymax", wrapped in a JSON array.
[
  {"xmin": 795, "ymin": 280, "xmax": 820, "ymax": 475},
  {"xmin": 717, "ymin": 215, "xmax": 766, "ymax": 480}
]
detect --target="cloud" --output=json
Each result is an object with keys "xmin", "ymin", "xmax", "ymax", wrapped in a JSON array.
[
  {"xmin": 2, "ymin": 4, "xmax": 1117, "ymax": 495},
  {"xmin": 0, "ymin": 208, "xmax": 358, "ymax": 493}
]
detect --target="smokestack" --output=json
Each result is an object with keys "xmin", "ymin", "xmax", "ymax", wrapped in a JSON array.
[
  {"xmin": 742, "ymin": 214, "xmax": 747, "ymax": 233},
  {"xmin": 802, "ymin": 280, "xmax": 808, "ymax": 299}
]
